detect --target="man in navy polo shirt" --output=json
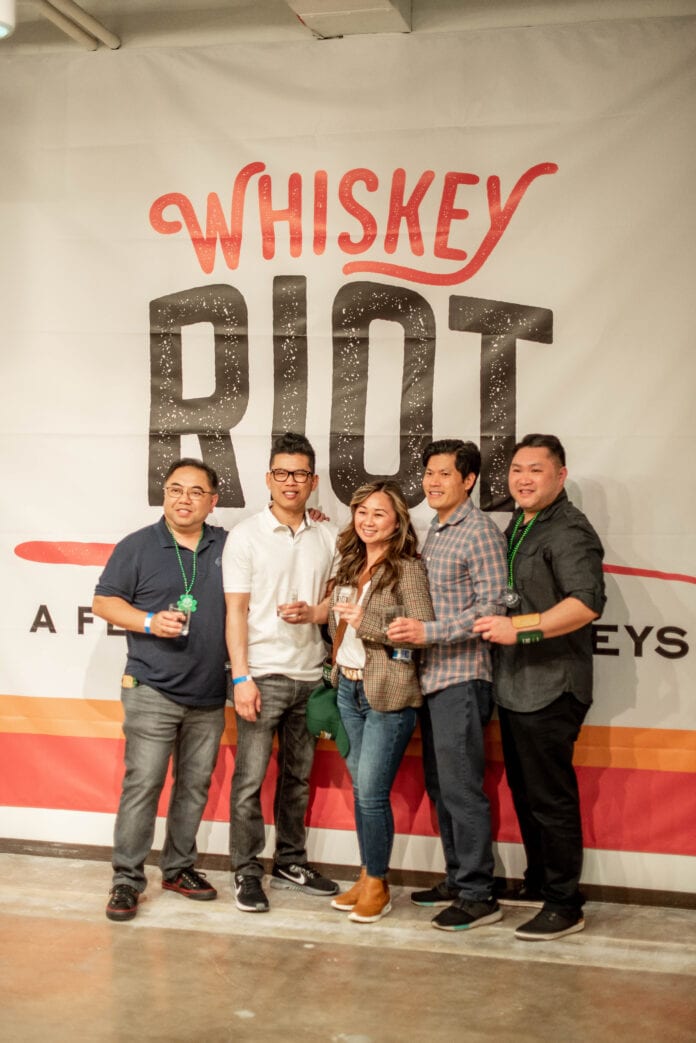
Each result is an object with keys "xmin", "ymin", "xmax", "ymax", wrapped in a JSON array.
[{"xmin": 93, "ymin": 458, "xmax": 227, "ymax": 922}]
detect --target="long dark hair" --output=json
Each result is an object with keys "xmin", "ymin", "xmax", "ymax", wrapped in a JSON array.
[{"xmin": 335, "ymin": 480, "xmax": 419, "ymax": 592}]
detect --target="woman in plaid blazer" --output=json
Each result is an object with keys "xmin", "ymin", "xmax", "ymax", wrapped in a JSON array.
[{"xmin": 328, "ymin": 479, "xmax": 434, "ymax": 924}]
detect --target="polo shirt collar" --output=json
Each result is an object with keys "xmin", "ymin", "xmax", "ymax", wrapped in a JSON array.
[
  {"xmin": 155, "ymin": 515, "xmax": 215, "ymax": 549},
  {"xmin": 263, "ymin": 503, "xmax": 312, "ymax": 533}
]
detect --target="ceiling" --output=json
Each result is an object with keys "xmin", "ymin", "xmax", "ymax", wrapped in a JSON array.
[{"xmin": 3, "ymin": 0, "xmax": 694, "ymax": 53}]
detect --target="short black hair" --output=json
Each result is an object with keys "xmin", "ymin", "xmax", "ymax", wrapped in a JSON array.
[
  {"xmin": 514, "ymin": 433, "xmax": 566, "ymax": 468},
  {"xmin": 164, "ymin": 457, "xmax": 218, "ymax": 491},
  {"xmin": 269, "ymin": 432, "xmax": 316, "ymax": 473},
  {"xmin": 422, "ymin": 438, "xmax": 481, "ymax": 485}
]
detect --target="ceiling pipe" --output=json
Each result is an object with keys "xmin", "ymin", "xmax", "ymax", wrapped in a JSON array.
[
  {"xmin": 37, "ymin": 0, "xmax": 98, "ymax": 49},
  {"xmin": 46, "ymin": 0, "xmax": 121, "ymax": 48},
  {"xmin": 38, "ymin": 0, "xmax": 121, "ymax": 50}
]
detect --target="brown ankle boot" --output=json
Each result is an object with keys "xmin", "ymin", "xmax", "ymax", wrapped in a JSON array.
[
  {"xmin": 331, "ymin": 867, "xmax": 366, "ymax": 911},
  {"xmin": 348, "ymin": 875, "xmax": 391, "ymax": 923}
]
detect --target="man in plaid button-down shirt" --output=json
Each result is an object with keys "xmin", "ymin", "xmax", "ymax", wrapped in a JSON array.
[{"xmin": 387, "ymin": 439, "xmax": 507, "ymax": 932}]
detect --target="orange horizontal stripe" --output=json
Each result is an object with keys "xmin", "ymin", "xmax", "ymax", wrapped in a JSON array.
[
  {"xmin": 485, "ymin": 722, "xmax": 696, "ymax": 774},
  {"xmin": 1, "ymin": 694, "xmax": 694, "ymax": 774},
  {"xmin": 0, "ymin": 694, "xmax": 240, "ymax": 745},
  {"xmin": 0, "ymin": 695, "xmax": 125, "ymax": 740}
]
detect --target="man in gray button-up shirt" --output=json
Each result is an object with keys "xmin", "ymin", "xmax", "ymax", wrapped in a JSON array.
[
  {"xmin": 387, "ymin": 439, "xmax": 507, "ymax": 933},
  {"xmin": 475, "ymin": 433, "xmax": 605, "ymax": 943}
]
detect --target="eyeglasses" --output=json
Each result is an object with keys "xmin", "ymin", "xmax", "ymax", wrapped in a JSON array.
[
  {"xmin": 164, "ymin": 484, "xmax": 213, "ymax": 501},
  {"xmin": 269, "ymin": 468, "xmax": 313, "ymax": 484}
]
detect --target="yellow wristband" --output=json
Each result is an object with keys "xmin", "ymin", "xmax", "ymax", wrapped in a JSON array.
[{"xmin": 512, "ymin": 613, "xmax": 541, "ymax": 630}]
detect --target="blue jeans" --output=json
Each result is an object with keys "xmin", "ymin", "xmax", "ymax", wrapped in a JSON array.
[
  {"xmin": 420, "ymin": 680, "xmax": 495, "ymax": 901},
  {"xmin": 112, "ymin": 684, "xmax": 225, "ymax": 891},
  {"xmin": 337, "ymin": 675, "xmax": 417, "ymax": 879},
  {"xmin": 230, "ymin": 674, "xmax": 317, "ymax": 877}
]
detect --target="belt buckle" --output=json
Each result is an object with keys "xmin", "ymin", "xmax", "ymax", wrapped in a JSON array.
[{"xmin": 342, "ymin": 667, "xmax": 363, "ymax": 682}]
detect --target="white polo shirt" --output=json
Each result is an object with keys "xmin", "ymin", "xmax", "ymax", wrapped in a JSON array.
[{"xmin": 222, "ymin": 505, "xmax": 338, "ymax": 682}]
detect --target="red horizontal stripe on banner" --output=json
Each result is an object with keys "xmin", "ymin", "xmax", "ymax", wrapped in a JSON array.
[
  {"xmin": 12, "ymin": 541, "xmax": 696, "ymax": 586},
  {"xmin": 603, "ymin": 563, "xmax": 696, "ymax": 585},
  {"xmin": 14, "ymin": 542, "xmax": 115, "ymax": 566},
  {"xmin": 1, "ymin": 733, "xmax": 695, "ymax": 857}
]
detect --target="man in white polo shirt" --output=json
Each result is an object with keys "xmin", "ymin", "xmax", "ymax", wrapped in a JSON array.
[{"xmin": 222, "ymin": 432, "xmax": 338, "ymax": 912}]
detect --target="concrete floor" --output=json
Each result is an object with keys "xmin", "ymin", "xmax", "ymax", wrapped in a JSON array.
[{"xmin": 1, "ymin": 854, "xmax": 695, "ymax": 1043}]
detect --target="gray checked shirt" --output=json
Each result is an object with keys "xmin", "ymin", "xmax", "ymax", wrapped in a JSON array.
[{"xmin": 419, "ymin": 498, "xmax": 507, "ymax": 695}]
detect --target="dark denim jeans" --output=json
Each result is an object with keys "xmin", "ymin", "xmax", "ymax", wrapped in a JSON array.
[
  {"xmin": 498, "ymin": 692, "xmax": 588, "ymax": 912},
  {"xmin": 420, "ymin": 680, "xmax": 495, "ymax": 901},
  {"xmin": 112, "ymin": 684, "xmax": 225, "ymax": 891},
  {"xmin": 230, "ymin": 674, "xmax": 317, "ymax": 878},
  {"xmin": 337, "ymin": 675, "xmax": 417, "ymax": 879}
]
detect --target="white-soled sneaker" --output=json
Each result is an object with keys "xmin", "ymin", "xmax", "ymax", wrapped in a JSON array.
[
  {"xmin": 234, "ymin": 873, "xmax": 269, "ymax": 912},
  {"xmin": 270, "ymin": 862, "xmax": 338, "ymax": 896},
  {"xmin": 515, "ymin": 908, "xmax": 585, "ymax": 941}
]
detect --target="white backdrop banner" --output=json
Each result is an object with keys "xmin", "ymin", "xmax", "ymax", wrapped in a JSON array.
[{"xmin": 1, "ymin": 16, "xmax": 695, "ymax": 892}]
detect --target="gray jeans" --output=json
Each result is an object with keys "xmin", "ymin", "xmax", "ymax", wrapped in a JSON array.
[
  {"xmin": 230, "ymin": 674, "xmax": 317, "ymax": 877},
  {"xmin": 112, "ymin": 684, "xmax": 225, "ymax": 891}
]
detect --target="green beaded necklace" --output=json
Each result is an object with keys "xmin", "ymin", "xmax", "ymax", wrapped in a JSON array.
[
  {"xmin": 167, "ymin": 524, "xmax": 203, "ymax": 613},
  {"xmin": 507, "ymin": 512, "xmax": 539, "ymax": 589}
]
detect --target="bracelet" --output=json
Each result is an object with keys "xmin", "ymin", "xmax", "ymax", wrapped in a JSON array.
[
  {"xmin": 143, "ymin": 612, "xmax": 155, "ymax": 634},
  {"xmin": 512, "ymin": 613, "xmax": 541, "ymax": 630},
  {"xmin": 232, "ymin": 675, "xmax": 252, "ymax": 685},
  {"xmin": 516, "ymin": 629, "xmax": 543, "ymax": 644}
]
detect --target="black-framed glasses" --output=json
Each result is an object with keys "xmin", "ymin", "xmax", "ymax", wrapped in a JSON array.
[
  {"xmin": 164, "ymin": 484, "xmax": 213, "ymax": 501},
  {"xmin": 269, "ymin": 468, "xmax": 313, "ymax": 484}
]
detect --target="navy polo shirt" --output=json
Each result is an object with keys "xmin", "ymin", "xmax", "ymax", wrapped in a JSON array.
[{"xmin": 95, "ymin": 517, "xmax": 228, "ymax": 707}]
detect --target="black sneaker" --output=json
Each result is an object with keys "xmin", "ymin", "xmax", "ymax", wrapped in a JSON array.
[
  {"xmin": 432, "ymin": 897, "xmax": 503, "ymax": 932},
  {"xmin": 496, "ymin": 882, "xmax": 544, "ymax": 909},
  {"xmin": 410, "ymin": 880, "xmax": 460, "ymax": 907},
  {"xmin": 106, "ymin": 883, "xmax": 139, "ymax": 922},
  {"xmin": 162, "ymin": 867, "xmax": 217, "ymax": 901},
  {"xmin": 515, "ymin": 908, "xmax": 584, "ymax": 941},
  {"xmin": 234, "ymin": 873, "xmax": 269, "ymax": 913},
  {"xmin": 270, "ymin": 862, "xmax": 339, "ymax": 895}
]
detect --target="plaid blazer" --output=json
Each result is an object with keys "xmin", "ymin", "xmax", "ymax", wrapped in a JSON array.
[{"xmin": 329, "ymin": 557, "xmax": 434, "ymax": 711}]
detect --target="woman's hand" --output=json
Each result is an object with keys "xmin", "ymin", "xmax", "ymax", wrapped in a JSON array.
[
  {"xmin": 333, "ymin": 601, "xmax": 364, "ymax": 629},
  {"xmin": 386, "ymin": 618, "xmax": 425, "ymax": 645}
]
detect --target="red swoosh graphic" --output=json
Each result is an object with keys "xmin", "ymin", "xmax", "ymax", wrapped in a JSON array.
[
  {"xmin": 12, "ymin": 541, "xmax": 696, "ymax": 585},
  {"xmin": 602, "ymin": 564, "xmax": 696, "ymax": 586},
  {"xmin": 14, "ymin": 542, "xmax": 115, "ymax": 566}
]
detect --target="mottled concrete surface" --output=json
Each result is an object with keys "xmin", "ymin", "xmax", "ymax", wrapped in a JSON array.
[{"xmin": 1, "ymin": 854, "xmax": 695, "ymax": 1042}]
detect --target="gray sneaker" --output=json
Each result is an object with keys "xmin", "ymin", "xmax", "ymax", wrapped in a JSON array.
[
  {"xmin": 234, "ymin": 873, "xmax": 269, "ymax": 912},
  {"xmin": 270, "ymin": 862, "xmax": 338, "ymax": 895}
]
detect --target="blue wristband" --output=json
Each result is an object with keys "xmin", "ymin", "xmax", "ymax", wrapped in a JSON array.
[
  {"xmin": 232, "ymin": 675, "xmax": 252, "ymax": 685},
  {"xmin": 143, "ymin": 612, "xmax": 155, "ymax": 634}
]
